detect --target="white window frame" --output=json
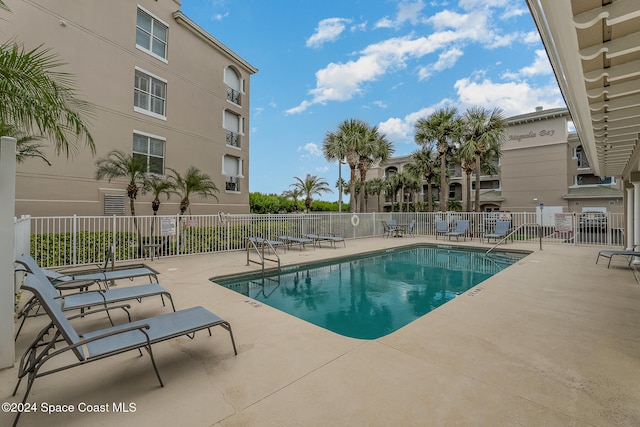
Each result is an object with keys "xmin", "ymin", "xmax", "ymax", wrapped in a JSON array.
[
  {"xmin": 134, "ymin": 67, "xmax": 167, "ymax": 120},
  {"xmin": 136, "ymin": 6, "xmax": 169, "ymax": 63},
  {"xmin": 222, "ymin": 154, "xmax": 244, "ymax": 193},
  {"xmin": 223, "ymin": 110, "xmax": 244, "ymax": 150},
  {"xmin": 224, "ymin": 66, "xmax": 244, "ymax": 106},
  {"xmin": 133, "ymin": 130, "xmax": 166, "ymax": 175}
]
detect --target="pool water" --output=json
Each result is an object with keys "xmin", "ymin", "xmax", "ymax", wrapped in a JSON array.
[{"xmin": 214, "ymin": 245, "xmax": 527, "ymax": 339}]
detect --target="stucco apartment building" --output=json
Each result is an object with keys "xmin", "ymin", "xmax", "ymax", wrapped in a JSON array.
[
  {"xmin": 5, "ymin": 0, "xmax": 257, "ymax": 217},
  {"xmin": 367, "ymin": 107, "xmax": 624, "ymax": 215}
]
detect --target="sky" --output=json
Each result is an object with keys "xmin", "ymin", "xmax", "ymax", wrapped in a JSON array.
[{"xmin": 179, "ymin": 0, "xmax": 566, "ymax": 200}]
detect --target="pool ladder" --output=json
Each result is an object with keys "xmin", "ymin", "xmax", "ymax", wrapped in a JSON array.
[{"xmin": 246, "ymin": 237, "xmax": 281, "ymax": 274}]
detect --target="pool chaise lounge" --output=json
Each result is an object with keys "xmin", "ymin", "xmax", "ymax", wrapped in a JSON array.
[
  {"xmin": 596, "ymin": 248, "xmax": 639, "ymax": 268},
  {"xmin": 278, "ymin": 235, "xmax": 314, "ymax": 251},
  {"xmin": 42, "ymin": 261, "xmax": 159, "ymax": 288},
  {"xmin": 303, "ymin": 233, "xmax": 346, "ymax": 248},
  {"xmin": 14, "ymin": 255, "xmax": 176, "ymax": 339},
  {"xmin": 11, "ymin": 272, "xmax": 237, "ymax": 427}
]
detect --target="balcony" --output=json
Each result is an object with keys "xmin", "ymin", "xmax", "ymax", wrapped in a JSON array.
[
  {"xmin": 226, "ymin": 87, "xmax": 241, "ymax": 105},
  {"xmin": 226, "ymin": 131, "xmax": 241, "ymax": 148},
  {"xmin": 226, "ymin": 176, "xmax": 240, "ymax": 192}
]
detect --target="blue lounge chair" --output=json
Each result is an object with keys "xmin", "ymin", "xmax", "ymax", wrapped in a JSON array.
[
  {"xmin": 485, "ymin": 220, "xmax": 511, "ymax": 243},
  {"xmin": 303, "ymin": 233, "xmax": 346, "ymax": 248},
  {"xmin": 278, "ymin": 235, "xmax": 314, "ymax": 250},
  {"xmin": 14, "ymin": 255, "xmax": 176, "ymax": 339},
  {"xmin": 435, "ymin": 220, "xmax": 449, "ymax": 240},
  {"xmin": 42, "ymin": 262, "xmax": 159, "ymax": 288},
  {"xmin": 596, "ymin": 248, "xmax": 639, "ymax": 268},
  {"xmin": 445, "ymin": 220, "xmax": 469, "ymax": 241},
  {"xmin": 11, "ymin": 272, "xmax": 237, "ymax": 427}
]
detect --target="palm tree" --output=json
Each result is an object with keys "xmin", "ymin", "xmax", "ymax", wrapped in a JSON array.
[
  {"xmin": 405, "ymin": 148, "xmax": 439, "ymax": 212},
  {"xmin": 168, "ymin": 167, "xmax": 219, "ymax": 215},
  {"xmin": 456, "ymin": 149, "xmax": 475, "ymax": 212},
  {"xmin": 389, "ymin": 171, "xmax": 419, "ymax": 213},
  {"xmin": 142, "ymin": 175, "xmax": 176, "ymax": 244},
  {"xmin": 357, "ymin": 125, "xmax": 394, "ymax": 213},
  {"xmin": 0, "ymin": 40, "xmax": 94, "ymax": 156},
  {"xmin": 142, "ymin": 175, "xmax": 176, "ymax": 216},
  {"xmin": 414, "ymin": 107, "xmax": 462, "ymax": 212},
  {"xmin": 95, "ymin": 150, "xmax": 147, "ymax": 217},
  {"xmin": 365, "ymin": 177, "xmax": 385, "ymax": 212},
  {"xmin": 322, "ymin": 119, "xmax": 370, "ymax": 213},
  {"xmin": 282, "ymin": 187, "xmax": 303, "ymax": 212},
  {"xmin": 0, "ymin": 123, "xmax": 50, "ymax": 165},
  {"xmin": 290, "ymin": 174, "xmax": 332, "ymax": 213},
  {"xmin": 460, "ymin": 106, "xmax": 506, "ymax": 211}
]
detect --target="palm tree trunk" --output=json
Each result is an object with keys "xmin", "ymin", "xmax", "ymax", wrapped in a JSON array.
[
  {"xmin": 474, "ymin": 155, "xmax": 481, "ymax": 212},
  {"xmin": 465, "ymin": 170, "xmax": 472, "ymax": 212},
  {"xmin": 439, "ymin": 146, "xmax": 447, "ymax": 211},
  {"xmin": 349, "ymin": 165, "xmax": 357, "ymax": 213}
]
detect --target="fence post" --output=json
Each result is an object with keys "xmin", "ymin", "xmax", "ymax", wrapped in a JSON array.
[
  {"xmin": 72, "ymin": 214, "xmax": 77, "ymax": 266},
  {"xmin": 0, "ymin": 136, "xmax": 17, "ymax": 369}
]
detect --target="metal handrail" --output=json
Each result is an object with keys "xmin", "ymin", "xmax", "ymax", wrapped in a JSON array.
[
  {"xmin": 486, "ymin": 223, "xmax": 542, "ymax": 255},
  {"xmin": 246, "ymin": 238, "xmax": 281, "ymax": 274}
]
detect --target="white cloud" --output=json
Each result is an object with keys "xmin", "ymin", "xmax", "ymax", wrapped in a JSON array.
[
  {"xmin": 288, "ymin": 2, "xmax": 546, "ymax": 114},
  {"xmin": 501, "ymin": 49, "xmax": 552, "ymax": 80},
  {"xmin": 378, "ymin": 101, "xmax": 452, "ymax": 143},
  {"xmin": 298, "ymin": 142, "xmax": 323, "ymax": 158},
  {"xmin": 374, "ymin": 0, "xmax": 425, "ymax": 29},
  {"xmin": 306, "ymin": 18, "xmax": 352, "ymax": 48},
  {"xmin": 212, "ymin": 12, "xmax": 229, "ymax": 21},
  {"xmin": 373, "ymin": 100, "xmax": 388, "ymax": 108},
  {"xmin": 418, "ymin": 47, "xmax": 463, "ymax": 80},
  {"xmin": 287, "ymin": 35, "xmax": 446, "ymax": 113},
  {"xmin": 454, "ymin": 77, "xmax": 563, "ymax": 116}
]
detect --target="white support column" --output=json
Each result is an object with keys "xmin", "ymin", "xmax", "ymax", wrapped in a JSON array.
[
  {"xmin": 626, "ymin": 186, "xmax": 634, "ymax": 250},
  {"xmin": 634, "ymin": 182, "xmax": 640, "ymax": 263},
  {"xmin": 0, "ymin": 137, "xmax": 17, "ymax": 369}
]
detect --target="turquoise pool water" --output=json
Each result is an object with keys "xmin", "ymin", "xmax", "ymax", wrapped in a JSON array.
[{"xmin": 214, "ymin": 245, "xmax": 527, "ymax": 339}]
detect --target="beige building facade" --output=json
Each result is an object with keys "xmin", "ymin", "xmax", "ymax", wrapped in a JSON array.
[
  {"xmin": 367, "ymin": 107, "xmax": 623, "ymax": 214},
  {"xmin": 6, "ymin": 0, "xmax": 257, "ymax": 217}
]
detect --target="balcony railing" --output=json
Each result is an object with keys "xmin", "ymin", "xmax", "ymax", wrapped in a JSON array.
[
  {"xmin": 227, "ymin": 87, "xmax": 241, "ymax": 105},
  {"xmin": 226, "ymin": 176, "xmax": 240, "ymax": 191},
  {"xmin": 226, "ymin": 131, "xmax": 241, "ymax": 148}
]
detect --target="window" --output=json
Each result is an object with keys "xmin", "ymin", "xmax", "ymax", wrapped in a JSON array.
[
  {"xmin": 225, "ymin": 67, "xmax": 242, "ymax": 105},
  {"xmin": 575, "ymin": 174, "xmax": 614, "ymax": 186},
  {"xmin": 224, "ymin": 110, "xmax": 243, "ymax": 148},
  {"xmin": 222, "ymin": 154, "xmax": 243, "ymax": 192},
  {"xmin": 575, "ymin": 146, "xmax": 589, "ymax": 169},
  {"xmin": 133, "ymin": 132, "xmax": 165, "ymax": 175},
  {"xmin": 136, "ymin": 7, "xmax": 168, "ymax": 60},
  {"xmin": 134, "ymin": 69, "xmax": 166, "ymax": 118}
]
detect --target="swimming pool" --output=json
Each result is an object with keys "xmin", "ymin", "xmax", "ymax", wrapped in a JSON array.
[{"xmin": 213, "ymin": 245, "xmax": 528, "ymax": 339}]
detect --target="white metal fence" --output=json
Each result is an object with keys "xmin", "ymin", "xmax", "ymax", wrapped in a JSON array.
[{"xmin": 17, "ymin": 211, "xmax": 625, "ymax": 268}]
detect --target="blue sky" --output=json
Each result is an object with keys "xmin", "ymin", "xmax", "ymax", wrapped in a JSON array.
[{"xmin": 180, "ymin": 0, "xmax": 565, "ymax": 200}]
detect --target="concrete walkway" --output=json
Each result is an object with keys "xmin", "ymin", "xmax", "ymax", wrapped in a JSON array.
[{"xmin": 2, "ymin": 236, "xmax": 639, "ymax": 426}]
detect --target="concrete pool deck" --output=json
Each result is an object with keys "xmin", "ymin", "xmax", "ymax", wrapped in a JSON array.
[{"xmin": 2, "ymin": 236, "xmax": 639, "ymax": 426}]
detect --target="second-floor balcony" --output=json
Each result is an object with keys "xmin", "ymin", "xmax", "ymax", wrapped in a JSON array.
[
  {"xmin": 226, "ymin": 131, "xmax": 241, "ymax": 148},
  {"xmin": 227, "ymin": 87, "xmax": 241, "ymax": 105}
]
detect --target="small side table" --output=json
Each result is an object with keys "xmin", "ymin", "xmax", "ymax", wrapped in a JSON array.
[{"xmin": 143, "ymin": 243, "xmax": 162, "ymax": 261}]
